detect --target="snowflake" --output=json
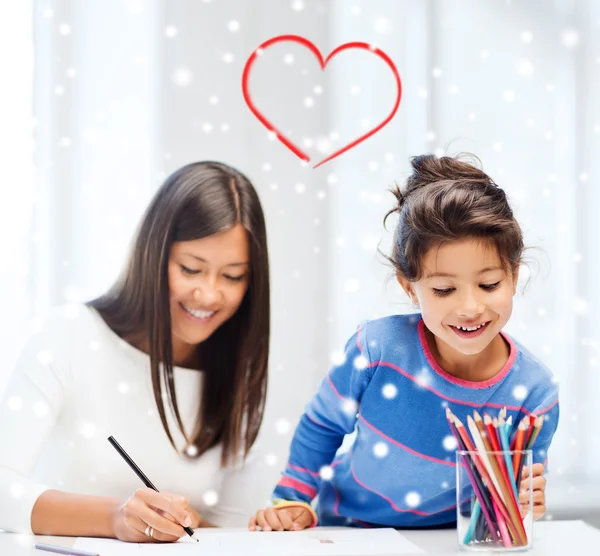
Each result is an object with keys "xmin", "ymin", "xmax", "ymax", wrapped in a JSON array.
[
  {"xmin": 262, "ymin": 163, "xmax": 272, "ymax": 172},
  {"xmin": 561, "ymin": 28, "xmax": 580, "ymax": 48},
  {"xmin": 373, "ymin": 442, "xmax": 389, "ymax": 458},
  {"xmin": 8, "ymin": 396, "xmax": 23, "ymax": 411},
  {"xmin": 315, "ymin": 137, "xmax": 331, "ymax": 153},
  {"xmin": 90, "ymin": 341, "xmax": 100, "ymax": 351},
  {"xmin": 521, "ymin": 30, "xmax": 533, "ymax": 44},
  {"xmin": 443, "ymin": 435, "xmax": 458, "ymax": 451},
  {"xmin": 173, "ymin": 67, "xmax": 193, "ymax": 87},
  {"xmin": 405, "ymin": 491, "xmax": 421, "ymax": 508},
  {"xmin": 275, "ymin": 418, "xmax": 291, "ymax": 434},
  {"xmin": 117, "ymin": 382, "xmax": 130, "ymax": 394},
  {"xmin": 55, "ymin": 85, "xmax": 65, "ymax": 96},
  {"xmin": 223, "ymin": 53, "xmax": 234, "ymax": 64},
  {"xmin": 208, "ymin": 95, "xmax": 219, "ymax": 105},
  {"xmin": 186, "ymin": 445, "xmax": 198, "ymax": 457},
  {"xmin": 291, "ymin": 0, "xmax": 304, "ymax": 11},
  {"xmin": 344, "ymin": 279, "xmax": 360, "ymax": 293},
  {"xmin": 43, "ymin": 8, "xmax": 54, "ymax": 18},
  {"xmin": 284, "ymin": 54, "xmax": 295, "ymax": 65},
  {"xmin": 37, "ymin": 350, "xmax": 54, "ymax": 366},
  {"xmin": 202, "ymin": 123, "xmax": 213, "ymax": 133},
  {"xmin": 220, "ymin": 123, "xmax": 229, "ymax": 132},
  {"xmin": 33, "ymin": 401, "xmax": 49, "ymax": 417},
  {"xmin": 165, "ymin": 25, "xmax": 178, "ymax": 38},
  {"xmin": 441, "ymin": 481, "xmax": 449, "ymax": 489},
  {"xmin": 327, "ymin": 173, "xmax": 337, "ymax": 185},
  {"xmin": 265, "ymin": 453, "xmax": 278, "ymax": 466},
  {"xmin": 448, "ymin": 84, "xmax": 459, "ymax": 95},
  {"xmin": 269, "ymin": 183, "xmax": 278, "ymax": 191},
  {"xmin": 10, "ymin": 483, "xmax": 24, "ymax": 498},
  {"xmin": 431, "ymin": 67, "xmax": 442, "ymax": 79},
  {"xmin": 516, "ymin": 58, "xmax": 534, "ymax": 76},
  {"xmin": 350, "ymin": 5, "xmax": 361, "ymax": 16},
  {"xmin": 59, "ymin": 23, "xmax": 71, "ymax": 36},
  {"xmin": 382, "ymin": 384, "xmax": 397, "ymax": 399},
  {"xmin": 330, "ymin": 351, "xmax": 346, "ymax": 366},
  {"xmin": 79, "ymin": 422, "xmax": 96, "ymax": 439},
  {"xmin": 480, "ymin": 50, "xmax": 490, "ymax": 60},
  {"xmin": 317, "ymin": 190, "xmax": 326, "ymax": 200},
  {"xmin": 415, "ymin": 368, "xmax": 432, "ymax": 389},
  {"xmin": 294, "ymin": 183, "xmax": 305, "ymax": 194},
  {"xmin": 304, "ymin": 97, "xmax": 314, "ymax": 108},
  {"xmin": 373, "ymin": 17, "xmax": 392, "ymax": 34},
  {"xmin": 341, "ymin": 399, "xmax": 358, "ymax": 416},
  {"xmin": 203, "ymin": 490, "xmax": 218, "ymax": 506},
  {"xmin": 368, "ymin": 161, "xmax": 379, "ymax": 172},
  {"xmin": 512, "ymin": 385, "xmax": 528, "ymax": 401},
  {"xmin": 353, "ymin": 355, "xmax": 368, "ymax": 371},
  {"xmin": 320, "ymin": 465, "xmax": 334, "ymax": 480},
  {"xmin": 228, "ymin": 20, "xmax": 240, "ymax": 32},
  {"xmin": 503, "ymin": 90, "xmax": 516, "ymax": 102},
  {"xmin": 313, "ymin": 85, "xmax": 323, "ymax": 95}
]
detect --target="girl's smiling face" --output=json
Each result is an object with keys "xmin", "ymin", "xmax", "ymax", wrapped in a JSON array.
[{"xmin": 398, "ymin": 238, "xmax": 519, "ymax": 358}]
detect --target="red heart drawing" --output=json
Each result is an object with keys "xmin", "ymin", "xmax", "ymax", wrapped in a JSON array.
[{"xmin": 242, "ymin": 35, "xmax": 402, "ymax": 169}]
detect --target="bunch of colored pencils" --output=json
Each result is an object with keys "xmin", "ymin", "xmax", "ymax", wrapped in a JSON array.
[{"xmin": 445, "ymin": 407, "xmax": 544, "ymax": 548}]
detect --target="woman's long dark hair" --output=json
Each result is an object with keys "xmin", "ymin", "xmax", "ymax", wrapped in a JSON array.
[{"xmin": 88, "ymin": 161, "xmax": 269, "ymax": 466}]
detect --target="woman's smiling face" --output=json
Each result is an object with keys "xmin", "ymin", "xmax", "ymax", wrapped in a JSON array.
[{"xmin": 168, "ymin": 223, "xmax": 250, "ymax": 364}]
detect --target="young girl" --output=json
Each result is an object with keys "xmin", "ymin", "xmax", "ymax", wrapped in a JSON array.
[
  {"xmin": 0, "ymin": 161, "xmax": 270, "ymax": 541},
  {"xmin": 250, "ymin": 154, "xmax": 559, "ymax": 531}
]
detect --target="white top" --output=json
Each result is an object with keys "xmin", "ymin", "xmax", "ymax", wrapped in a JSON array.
[{"xmin": 0, "ymin": 304, "xmax": 266, "ymax": 533}]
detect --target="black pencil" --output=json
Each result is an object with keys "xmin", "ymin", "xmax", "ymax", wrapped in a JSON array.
[{"xmin": 107, "ymin": 435, "xmax": 198, "ymax": 541}]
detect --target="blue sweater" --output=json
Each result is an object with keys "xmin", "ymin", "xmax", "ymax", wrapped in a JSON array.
[{"xmin": 273, "ymin": 314, "xmax": 560, "ymax": 528}]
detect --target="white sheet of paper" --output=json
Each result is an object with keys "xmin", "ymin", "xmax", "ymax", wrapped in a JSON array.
[{"xmin": 74, "ymin": 528, "xmax": 425, "ymax": 555}]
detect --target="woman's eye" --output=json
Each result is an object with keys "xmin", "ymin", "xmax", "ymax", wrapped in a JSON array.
[
  {"xmin": 432, "ymin": 288, "xmax": 453, "ymax": 296},
  {"xmin": 481, "ymin": 281, "xmax": 501, "ymax": 291},
  {"xmin": 180, "ymin": 265, "xmax": 200, "ymax": 275},
  {"xmin": 224, "ymin": 274, "xmax": 246, "ymax": 283}
]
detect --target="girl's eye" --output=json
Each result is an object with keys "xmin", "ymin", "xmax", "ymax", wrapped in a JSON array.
[
  {"xmin": 481, "ymin": 281, "xmax": 501, "ymax": 291},
  {"xmin": 180, "ymin": 265, "xmax": 200, "ymax": 275},
  {"xmin": 432, "ymin": 288, "xmax": 454, "ymax": 296},
  {"xmin": 224, "ymin": 274, "xmax": 246, "ymax": 283}
]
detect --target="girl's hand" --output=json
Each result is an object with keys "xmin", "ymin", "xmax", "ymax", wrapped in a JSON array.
[
  {"xmin": 518, "ymin": 462, "xmax": 546, "ymax": 520},
  {"xmin": 111, "ymin": 488, "xmax": 194, "ymax": 542},
  {"xmin": 248, "ymin": 505, "xmax": 314, "ymax": 532}
]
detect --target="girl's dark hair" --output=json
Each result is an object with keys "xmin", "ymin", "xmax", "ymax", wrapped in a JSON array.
[
  {"xmin": 385, "ymin": 154, "xmax": 524, "ymax": 280},
  {"xmin": 88, "ymin": 161, "xmax": 269, "ymax": 466}
]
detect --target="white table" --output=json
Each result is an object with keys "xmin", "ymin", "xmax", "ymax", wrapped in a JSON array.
[{"xmin": 0, "ymin": 521, "xmax": 598, "ymax": 555}]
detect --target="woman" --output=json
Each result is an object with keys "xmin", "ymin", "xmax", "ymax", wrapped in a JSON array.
[{"xmin": 0, "ymin": 161, "xmax": 270, "ymax": 542}]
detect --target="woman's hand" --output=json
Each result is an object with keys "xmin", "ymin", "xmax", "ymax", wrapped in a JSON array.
[
  {"xmin": 248, "ymin": 505, "xmax": 314, "ymax": 532},
  {"xmin": 111, "ymin": 488, "xmax": 194, "ymax": 542},
  {"xmin": 519, "ymin": 462, "xmax": 547, "ymax": 520}
]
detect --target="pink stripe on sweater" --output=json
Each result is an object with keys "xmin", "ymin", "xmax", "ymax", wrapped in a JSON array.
[
  {"xmin": 350, "ymin": 466, "xmax": 433, "ymax": 516},
  {"xmin": 287, "ymin": 463, "xmax": 320, "ymax": 477},
  {"xmin": 278, "ymin": 476, "xmax": 317, "ymax": 499},
  {"xmin": 359, "ymin": 414, "xmax": 456, "ymax": 467},
  {"xmin": 327, "ymin": 374, "xmax": 346, "ymax": 401},
  {"xmin": 376, "ymin": 359, "xmax": 543, "ymax": 414}
]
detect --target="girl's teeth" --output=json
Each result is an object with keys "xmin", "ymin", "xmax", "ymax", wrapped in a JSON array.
[
  {"xmin": 183, "ymin": 305, "xmax": 215, "ymax": 319},
  {"xmin": 455, "ymin": 323, "xmax": 486, "ymax": 332}
]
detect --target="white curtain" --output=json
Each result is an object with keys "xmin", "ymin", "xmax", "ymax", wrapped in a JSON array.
[{"xmin": 1, "ymin": 0, "xmax": 598, "ymax": 517}]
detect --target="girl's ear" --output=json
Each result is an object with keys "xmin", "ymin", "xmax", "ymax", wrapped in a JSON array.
[{"xmin": 396, "ymin": 274, "xmax": 419, "ymax": 306}]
